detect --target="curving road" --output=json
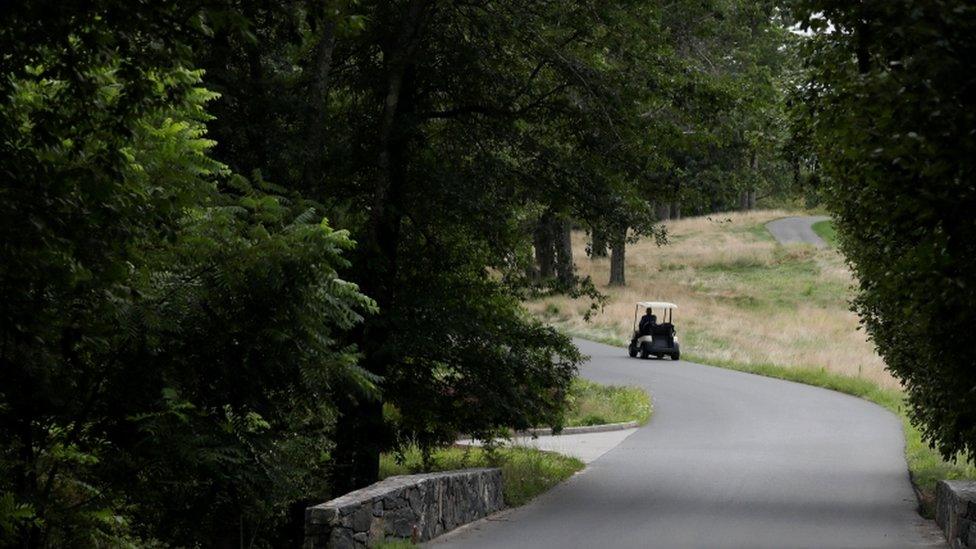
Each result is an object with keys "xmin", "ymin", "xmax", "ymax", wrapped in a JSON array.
[
  {"xmin": 766, "ymin": 215, "xmax": 831, "ymax": 247},
  {"xmin": 434, "ymin": 339, "xmax": 943, "ymax": 548}
]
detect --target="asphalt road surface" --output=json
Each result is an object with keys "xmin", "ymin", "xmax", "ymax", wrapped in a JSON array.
[
  {"xmin": 766, "ymin": 215, "xmax": 831, "ymax": 247},
  {"xmin": 434, "ymin": 339, "xmax": 943, "ymax": 549}
]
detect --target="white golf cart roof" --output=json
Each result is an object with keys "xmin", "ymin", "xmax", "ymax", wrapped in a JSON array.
[{"xmin": 636, "ymin": 301, "xmax": 677, "ymax": 309}]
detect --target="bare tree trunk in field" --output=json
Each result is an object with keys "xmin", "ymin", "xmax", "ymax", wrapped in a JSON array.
[
  {"xmin": 710, "ymin": 197, "xmax": 722, "ymax": 213},
  {"xmin": 746, "ymin": 152, "xmax": 758, "ymax": 210},
  {"xmin": 524, "ymin": 252, "xmax": 539, "ymax": 280},
  {"xmin": 554, "ymin": 217, "xmax": 574, "ymax": 287},
  {"xmin": 670, "ymin": 202, "xmax": 681, "ymax": 220},
  {"xmin": 590, "ymin": 227, "xmax": 608, "ymax": 257},
  {"xmin": 739, "ymin": 191, "xmax": 749, "ymax": 211},
  {"xmin": 655, "ymin": 202, "xmax": 671, "ymax": 221},
  {"xmin": 609, "ymin": 227, "xmax": 626, "ymax": 286},
  {"xmin": 533, "ymin": 212, "xmax": 556, "ymax": 279}
]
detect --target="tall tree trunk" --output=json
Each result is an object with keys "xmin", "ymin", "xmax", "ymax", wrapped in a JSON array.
[
  {"xmin": 244, "ymin": 45, "xmax": 268, "ymax": 170},
  {"xmin": 302, "ymin": 19, "xmax": 337, "ymax": 191},
  {"xmin": 332, "ymin": 0, "xmax": 428, "ymax": 496},
  {"xmin": 654, "ymin": 202, "xmax": 671, "ymax": 221},
  {"xmin": 747, "ymin": 152, "xmax": 758, "ymax": 210},
  {"xmin": 554, "ymin": 217, "xmax": 574, "ymax": 287},
  {"xmin": 670, "ymin": 201, "xmax": 681, "ymax": 220},
  {"xmin": 609, "ymin": 227, "xmax": 626, "ymax": 286},
  {"xmin": 533, "ymin": 211, "xmax": 556, "ymax": 279},
  {"xmin": 590, "ymin": 227, "xmax": 608, "ymax": 257},
  {"xmin": 710, "ymin": 196, "xmax": 722, "ymax": 213}
]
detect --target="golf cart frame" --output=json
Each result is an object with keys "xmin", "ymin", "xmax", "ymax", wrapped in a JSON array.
[{"xmin": 628, "ymin": 301, "xmax": 680, "ymax": 360}]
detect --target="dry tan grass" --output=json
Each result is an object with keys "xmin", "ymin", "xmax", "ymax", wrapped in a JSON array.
[{"xmin": 527, "ymin": 210, "xmax": 898, "ymax": 389}]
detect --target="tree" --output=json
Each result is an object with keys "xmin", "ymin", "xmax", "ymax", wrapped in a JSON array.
[
  {"xmin": 793, "ymin": 0, "xmax": 976, "ymax": 461},
  {"xmin": 0, "ymin": 6, "xmax": 374, "ymax": 546},
  {"xmin": 654, "ymin": 1, "xmax": 798, "ymax": 267},
  {"xmin": 196, "ymin": 0, "xmax": 594, "ymax": 493}
]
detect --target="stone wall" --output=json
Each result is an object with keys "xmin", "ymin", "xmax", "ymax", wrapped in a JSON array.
[
  {"xmin": 937, "ymin": 480, "xmax": 976, "ymax": 548},
  {"xmin": 304, "ymin": 468, "xmax": 504, "ymax": 548}
]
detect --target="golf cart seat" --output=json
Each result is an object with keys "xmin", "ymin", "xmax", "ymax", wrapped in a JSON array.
[
  {"xmin": 652, "ymin": 322, "xmax": 674, "ymax": 336},
  {"xmin": 650, "ymin": 323, "xmax": 675, "ymax": 348},
  {"xmin": 640, "ymin": 322, "xmax": 672, "ymax": 337}
]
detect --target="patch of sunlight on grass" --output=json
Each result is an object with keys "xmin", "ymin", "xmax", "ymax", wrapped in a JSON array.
[
  {"xmin": 812, "ymin": 219, "xmax": 839, "ymax": 247},
  {"xmin": 564, "ymin": 378, "xmax": 651, "ymax": 427},
  {"xmin": 380, "ymin": 446, "xmax": 583, "ymax": 508}
]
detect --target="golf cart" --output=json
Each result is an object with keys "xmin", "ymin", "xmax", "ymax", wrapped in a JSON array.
[{"xmin": 628, "ymin": 301, "xmax": 680, "ymax": 360}]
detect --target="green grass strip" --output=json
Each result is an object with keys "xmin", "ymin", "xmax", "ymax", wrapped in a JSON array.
[
  {"xmin": 372, "ymin": 539, "xmax": 418, "ymax": 549},
  {"xmin": 380, "ymin": 445, "xmax": 584, "ymax": 508},
  {"xmin": 811, "ymin": 219, "xmax": 838, "ymax": 247},
  {"xmin": 563, "ymin": 378, "xmax": 652, "ymax": 427}
]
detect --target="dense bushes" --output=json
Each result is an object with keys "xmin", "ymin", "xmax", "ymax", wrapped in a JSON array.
[
  {"xmin": 795, "ymin": 1, "xmax": 976, "ymax": 461},
  {"xmin": 0, "ymin": 31, "xmax": 373, "ymax": 548},
  {"xmin": 0, "ymin": 2, "xmax": 580, "ymax": 544}
]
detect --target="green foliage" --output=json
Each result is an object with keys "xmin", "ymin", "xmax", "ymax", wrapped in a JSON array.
[
  {"xmin": 189, "ymin": 8, "xmax": 799, "ymax": 489},
  {"xmin": 661, "ymin": 1, "xmax": 801, "ymax": 214},
  {"xmin": 198, "ymin": 0, "xmax": 670, "ymax": 490},
  {"xmin": 192, "ymin": 1, "xmax": 804, "ymax": 498},
  {"xmin": 116, "ymin": 176, "xmax": 376, "ymax": 546},
  {"xmin": 562, "ymin": 379, "xmax": 652, "ymax": 427},
  {"xmin": 0, "ymin": 19, "xmax": 373, "ymax": 549},
  {"xmin": 379, "ymin": 446, "xmax": 584, "ymax": 508},
  {"xmin": 10, "ymin": 0, "xmax": 942, "ymax": 545},
  {"xmin": 793, "ymin": 1, "xmax": 976, "ymax": 462}
]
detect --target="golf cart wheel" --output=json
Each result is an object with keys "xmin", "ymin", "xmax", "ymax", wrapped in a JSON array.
[
  {"xmin": 672, "ymin": 352, "xmax": 680, "ymax": 361},
  {"xmin": 640, "ymin": 349, "xmax": 649, "ymax": 359},
  {"xmin": 628, "ymin": 344, "xmax": 638, "ymax": 358}
]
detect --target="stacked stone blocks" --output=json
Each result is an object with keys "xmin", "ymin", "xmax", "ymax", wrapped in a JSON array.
[
  {"xmin": 304, "ymin": 468, "xmax": 504, "ymax": 548},
  {"xmin": 937, "ymin": 480, "xmax": 976, "ymax": 548}
]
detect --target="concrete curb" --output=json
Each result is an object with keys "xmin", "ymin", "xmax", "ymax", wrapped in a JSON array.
[
  {"xmin": 516, "ymin": 420, "xmax": 641, "ymax": 437},
  {"xmin": 457, "ymin": 420, "xmax": 641, "ymax": 443}
]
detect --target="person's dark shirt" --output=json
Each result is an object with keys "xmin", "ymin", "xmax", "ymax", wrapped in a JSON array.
[{"xmin": 639, "ymin": 314, "xmax": 656, "ymax": 334}]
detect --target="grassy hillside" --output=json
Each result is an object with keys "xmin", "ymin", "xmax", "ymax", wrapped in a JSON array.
[{"xmin": 530, "ymin": 210, "xmax": 896, "ymax": 389}]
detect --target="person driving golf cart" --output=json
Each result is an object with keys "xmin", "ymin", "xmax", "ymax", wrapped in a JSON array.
[
  {"xmin": 638, "ymin": 309, "xmax": 657, "ymax": 335},
  {"xmin": 628, "ymin": 301, "xmax": 680, "ymax": 360}
]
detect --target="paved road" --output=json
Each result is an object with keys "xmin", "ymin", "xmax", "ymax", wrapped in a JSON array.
[
  {"xmin": 766, "ymin": 215, "xmax": 831, "ymax": 247},
  {"xmin": 434, "ymin": 339, "xmax": 943, "ymax": 549},
  {"xmin": 460, "ymin": 428, "xmax": 639, "ymax": 464}
]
